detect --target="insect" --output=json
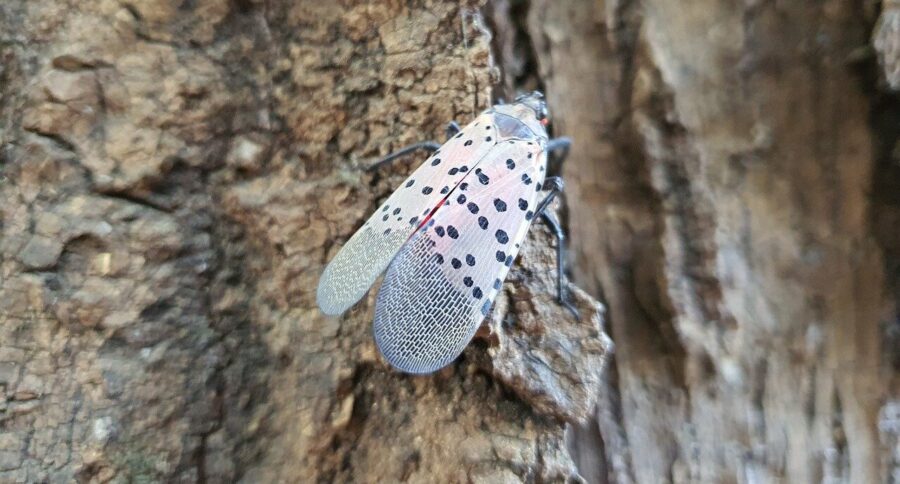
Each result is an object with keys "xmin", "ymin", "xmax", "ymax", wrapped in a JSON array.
[{"xmin": 317, "ymin": 91, "xmax": 574, "ymax": 374}]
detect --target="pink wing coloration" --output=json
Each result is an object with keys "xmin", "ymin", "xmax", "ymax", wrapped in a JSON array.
[
  {"xmin": 373, "ymin": 139, "xmax": 547, "ymax": 373},
  {"xmin": 317, "ymin": 113, "xmax": 497, "ymax": 315}
]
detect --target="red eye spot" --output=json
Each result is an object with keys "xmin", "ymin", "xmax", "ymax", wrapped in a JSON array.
[{"xmin": 540, "ymin": 118, "xmax": 549, "ymax": 126}]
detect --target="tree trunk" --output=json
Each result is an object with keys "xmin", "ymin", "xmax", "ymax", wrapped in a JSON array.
[
  {"xmin": 506, "ymin": 0, "xmax": 899, "ymax": 482},
  {"xmin": 0, "ymin": 1, "xmax": 897, "ymax": 483}
]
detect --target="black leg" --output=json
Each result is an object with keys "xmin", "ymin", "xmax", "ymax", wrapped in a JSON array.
[
  {"xmin": 367, "ymin": 141, "xmax": 441, "ymax": 172},
  {"xmin": 546, "ymin": 137, "xmax": 571, "ymax": 164},
  {"xmin": 534, "ymin": 176, "xmax": 578, "ymax": 319},
  {"xmin": 534, "ymin": 176, "xmax": 564, "ymax": 217},
  {"xmin": 445, "ymin": 121, "xmax": 461, "ymax": 140},
  {"xmin": 540, "ymin": 211, "xmax": 579, "ymax": 320},
  {"xmin": 368, "ymin": 121, "xmax": 461, "ymax": 172}
]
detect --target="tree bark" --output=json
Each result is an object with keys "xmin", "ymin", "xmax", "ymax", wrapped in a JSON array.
[
  {"xmin": 506, "ymin": 0, "xmax": 899, "ymax": 482},
  {"xmin": 1, "ymin": 0, "xmax": 898, "ymax": 483}
]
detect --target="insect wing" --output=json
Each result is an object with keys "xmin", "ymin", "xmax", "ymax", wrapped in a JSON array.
[
  {"xmin": 373, "ymin": 139, "xmax": 546, "ymax": 373},
  {"xmin": 317, "ymin": 113, "xmax": 497, "ymax": 315}
]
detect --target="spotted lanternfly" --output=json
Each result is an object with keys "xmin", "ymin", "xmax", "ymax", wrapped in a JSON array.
[{"xmin": 317, "ymin": 92, "xmax": 573, "ymax": 374}]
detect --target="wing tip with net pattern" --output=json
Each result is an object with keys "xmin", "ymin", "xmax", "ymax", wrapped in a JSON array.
[
  {"xmin": 316, "ymin": 226, "xmax": 410, "ymax": 316},
  {"xmin": 316, "ymin": 268, "xmax": 348, "ymax": 316},
  {"xmin": 374, "ymin": 326, "xmax": 466, "ymax": 374},
  {"xmin": 372, "ymin": 237, "xmax": 487, "ymax": 374},
  {"xmin": 316, "ymin": 258, "xmax": 368, "ymax": 316}
]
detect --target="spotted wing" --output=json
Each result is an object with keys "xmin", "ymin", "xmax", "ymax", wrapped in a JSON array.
[
  {"xmin": 317, "ymin": 113, "xmax": 499, "ymax": 315},
  {"xmin": 373, "ymin": 139, "xmax": 547, "ymax": 373}
]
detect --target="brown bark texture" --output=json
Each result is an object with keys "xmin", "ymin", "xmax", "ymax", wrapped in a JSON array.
[{"xmin": 0, "ymin": 0, "xmax": 897, "ymax": 483}]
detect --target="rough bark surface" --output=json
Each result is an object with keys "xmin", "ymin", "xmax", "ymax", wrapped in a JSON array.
[
  {"xmin": 0, "ymin": 0, "xmax": 611, "ymax": 482},
  {"xmin": 491, "ymin": 0, "xmax": 899, "ymax": 482}
]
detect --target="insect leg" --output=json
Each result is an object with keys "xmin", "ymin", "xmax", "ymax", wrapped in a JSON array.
[
  {"xmin": 368, "ymin": 121, "xmax": 461, "ymax": 171},
  {"xmin": 534, "ymin": 176, "xmax": 564, "ymax": 217},
  {"xmin": 546, "ymin": 137, "xmax": 572, "ymax": 164},
  {"xmin": 533, "ymin": 177, "xmax": 578, "ymax": 319},
  {"xmin": 445, "ymin": 121, "xmax": 461, "ymax": 140},
  {"xmin": 367, "ymin": 141, "xmax": 442, "ymax": 171},
  {"xmin": 540, "ymin": 211, "xmax": 579, "ymax": 319}
]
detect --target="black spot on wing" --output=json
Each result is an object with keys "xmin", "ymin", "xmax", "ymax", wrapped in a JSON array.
[
  {"xmin": 493, "ymin": 199, "xmax": 507, "ymax": 212},
  {"xmin": 478, "ymin": 216, "xmax": 488, "ymax": 230},
  {"xmin": 481, "ymin": 299, "xmax": 492, "ymax": 316}
]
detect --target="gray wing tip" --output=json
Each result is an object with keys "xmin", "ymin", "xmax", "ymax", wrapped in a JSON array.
[
  {"xmin": 316, "ymin": 271, "xmax": 351, "ymax": 316},
  {"xmin": 317, "ymin": 301, "xmax": 347, "ymax": 316},
  {"xmin": 373, "ymin": 323, "xmax": 465, "ymax": 375},
  {"xmin": 377, "ymin": 346, "xmax": 460, "ymax": 375}
]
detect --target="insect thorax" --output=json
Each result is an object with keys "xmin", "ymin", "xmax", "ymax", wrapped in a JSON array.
[{"xmin": 491, "ymin": 112, "xmax": 547, "ymax": 144}]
